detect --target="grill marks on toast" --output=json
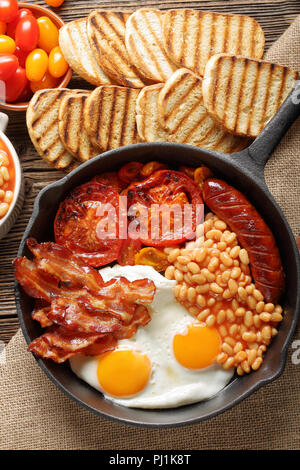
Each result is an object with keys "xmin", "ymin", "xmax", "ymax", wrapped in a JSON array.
[
  {"xmin": 158, "ymin": 68, "xmax": 248, "ymax": 153},
  {"xmin": 27, "ymin": 89, "xmax": 81, "ymax": 171},
  {"xmin": 58, "ymin": 93, "xmax": 100, "ymax": 162},
  {"xmin": 163, "ymin": 9, "xmax": 265, "ymax": 77},
  {"xmin": 136, "ymin": 84, "xmax": 167, "ymax": 142},
  {"xmin": 87, "ymin": 10, "xmax": 146, "ymax": 88},
  {"xmin": 125, "ymin": 8, "xmax": 177, "ymax": 83},
  {"xmin": 203, "ymin": 54, "xmax": 298, "ymax": 137},
  {"xmin": 84, "ymin": 86, "xmax": 139, "ymax": 151},
  {"xmin": 59, "ymin": 18, "xmax": 113, "ymax": 86}
]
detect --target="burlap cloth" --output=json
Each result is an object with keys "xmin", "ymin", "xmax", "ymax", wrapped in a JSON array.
[{"xmin": 1, "ymin": 16, "xmax": 300, "ymax": 451}]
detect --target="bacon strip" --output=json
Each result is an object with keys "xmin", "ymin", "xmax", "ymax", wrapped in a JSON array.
[
  {"xmin": 28, "ymin": 326, "xmax": 116, "ymax": 363},
  {"xmin": 114, "ymin": 305, "xmax": 151, "ymax": 340},
  {"xmin": 27, "ymin": 238, "xmax": 104, "ymax": 291},
  {"xmin": 48, "ymin": 297, "xmax": 122, "ymax": 334},
  {"xmin": 32, "ymin": 305, "xmax": 53, "ymax": 328}
]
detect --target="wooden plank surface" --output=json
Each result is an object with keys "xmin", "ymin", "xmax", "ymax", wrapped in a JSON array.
[{"xmin": 1, "ymin": 0, "xmax": 300, "ymax": 344}]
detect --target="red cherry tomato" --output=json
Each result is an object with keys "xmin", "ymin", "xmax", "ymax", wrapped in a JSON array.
[
  {"xmin": 6, "ymin": 8, "xmax": 33, "ymax": 39},
  {"xmin": 14, "ymin": 45, "xmax": 28, "ymax": 67},
  {"xmin": 5, "ymin": 66, "xmax": 28, "ymax": 102},
  {"xmin": 15, "ymin": 15, "xmax": 39, "ymax": 52},
  {"xmin": 0, "ymin": 0, "xmax": 18, "ymax": 23},
  {"xmin": 0, "ymin": 20, "xmax": 6, "ymax": 35},
  {"xmin": 118, "ymin": 162, "xmax": 144, "ymax": 183},
  {"xmin": 17, "ymin": 80, "xmax": 32, "ymax": 101},
  {"xmin": 0, "ymin": 53, "xmax": 18, "ymax": 80}
]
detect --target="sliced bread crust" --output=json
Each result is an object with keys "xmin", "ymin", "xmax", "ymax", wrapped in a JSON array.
[
  {"xmin": 84, "ymin": 86, "xmax": 140, "ymax": 151},
  {"xmin": 202, "ymin": 53, "xmax": 299, "ymax": 137},
  {"xmin": 59, "ymin": 18, "xmax": 113, "ymax": 86},
  {"xmin": 136, "ymin": 83, "xmax": 168, "ymax": 142},
  {"xmin": 158, "ymin": 68, "xmax": 248, "ymax": 153},
  {"xmin": 163, "ymin": 9, "xmax": 265, "ymax": 77},
  {"xmin": 58, "ymin": 92, "xmax": 100, "ymax": 162},
  {"xmin": 125, "ymin": 8, "xmax": 177, "ymax": 83}
]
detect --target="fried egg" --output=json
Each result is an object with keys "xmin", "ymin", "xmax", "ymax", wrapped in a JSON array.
[{"xmin": 69, "ymin": 265, "xmax": 234, "ymax": 408}]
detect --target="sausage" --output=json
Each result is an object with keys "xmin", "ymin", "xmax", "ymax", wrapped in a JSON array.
[{"xmin": 202, "ymin": 178, "xmax": 285, "ymax": 304}]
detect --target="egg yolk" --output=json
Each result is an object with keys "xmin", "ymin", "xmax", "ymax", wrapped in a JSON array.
[
  {"xmin": 97, "ymin": 349, "xmax": 151, "ymax": 397},
  {"xmin": 173, "ymin": 323, "xmax": 221, "ymax": 369}
]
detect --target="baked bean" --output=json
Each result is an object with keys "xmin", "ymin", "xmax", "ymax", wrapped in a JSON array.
[
  {"xmin": 207, "ymin": 257, "xmax": 219, "ymax": 272},
  {"xmin": 231, "ymin": 267, "xmax": 241, "ymax": 279},
  {"xmin": 202, "ymin": 268, "xmax": 215, "ymax": 282},
  {"xmin": 242, "ymin": 331, "xmax": 257, "ymax": 342},
  {"xmin": 194, "ymin": 247, "xmax": 207, "ymax": 263},
  {"xmin": 241, "ymin": 360, "xmax": 251, "ymax": 373},
  {"xmin": 217, "ymin": 352, "xmax": 228, "ymax": 364},
  {"xmin": 244, "ymin": 311, "xmax": 253, "ymax": 327},
  {"xmin": 0, "ymin": 189, "xmax": 4, "ymax": 199},
  {"xmin": 271, "ymin": 312, "xmax": 283, "ymax": 322},
  {"xmin": 247, "ymin": 295, "xmax": 257, "ymax": 310},
  {"xmin": 230, "ymin": 246, "xmax": 240, "ymax": 259},
  {"xmin": 272, "ymin": 328, "xmax": 278, "ymax": 337},
  {"xmin": 247, "ymin": 349, "xmax": 257, "ymax": 366},
  {"xmin": 226, "ymin": 308, "xmax": 235, "ymax": 323},
  {"xmin": 191, "ymin": 273, "xmax": 206, "ymax": 285},
  {"xmin": 214, "ymin": 220, "xmax": 227, "ymax": 231},
  {"xmin": 225, "ymin": 336, "xmax": 236, "ymax": 347},
  {"xmin": 220, "ymin": 252, "xmax": 233, "ymax": 267},
  {"xmin": 264, "ymin": 303, "xmax": 275, "ymax": 313},
  {"xmin": 206, "ymin": 314, "xmax": 216, "ymax": 327},
  {"xmin": 252, "ymin": 357, "xmax": 263, "ymax": 370},
  {"xmin": 230, "ymin": 324, "xmax": 239, "ymax": 338},
  {"xmin": 217, "ymin": 309, "xmax": 226, "ymax": 324},
  {"xmin": 207, "ymin": 297, "xmax": 216, "ymax": 307},
  {"xmin": 196, "ymin": 294, "xmax": 206, "ymax": 307},
  {"xmin": 0, "ymin": 173, "xmax": 3, "ymax": 187},
  {"xmin": 239, "ymin": 249, "xmax": 249, "ymax": 265},
  {"xmin": 179, "ymin": 284, "xmax": 188, "ymax": 300},
  {"xmin": 187, "ymin": 287, "xmax": 196, "ymax": 303},
  {"xmin": 261, "ymin": 326, "xmax": 271, "ymax": 340},
  {"xmin": 219, "ymin": 325, "xmax": 228, "ymax": 337},
  {"xmin": 222, "ymin": 288, "xmax": 232, "ymax": 300},
  {"xmin": 0, "ymin": 202, "xmax": 9, "ymax": 217},
  {"xmin": 197, "ymin": 308, "xmax": 210, "ymax": 321},
  {"xmin": 275, "ymin": 305, "xmax": 283, "ymax": 314},
  {"xmin": 223, "ymin": 357, "xmax": 235, "ymax": 370},
  {"xmin": 236, "ymin": 307, "xmax": 246, "ymax": 317},
  {"xmin": 259, "ymin": 312, "xmax": 272, "ymax": 322},
  {"xmin": 0, "ymin": 166, "xmax": 9, "ymax": 181},
  {"xmin": 217, "ymin": 241, "xmax": 227, "ymax": 251},
  {"xmin": 222, "ymin": 343, "xmax": 233, "ymax": 355},
  {"xmin": 167, "ymin": 248, "xmax": 180, "ymax": 263},
  {"xmin": 235, "ymin": 351, "xmax": 247, "ymax": 363},
  {"xmin": 0, "ymin": 153, "xmax": 9, "ymax": 166},
  {"xmin": 237, "ymin": 365, "xmax": 244, "ymax": 376},
  {"xmin": 228, "ymin": 278, "xmax": 238, "ymax": 295},
  {"xmin": 253, "ymin": 289, "xmax": 264, "ymax": 301},
  {"xmin": 177, "ymin": 255, "xmax": 190, "ymax": 265},
  {"xmin": 203, "ymin": 239, "xmax": 214, "ymax": 248},
  {"xmin": 189, "ymin": 306, "xmax": 199, "ymax": 316},
  {"xmin": 206, "ymin": 229, "xmax": 222, "ymax": 240},
  {"xmin": 233, "ymin": 342, "xmax": 243, "ymax": 353},
  {"xmin": 187, "ymin": 261, "xmax": 200, "ymax": 274},
  {"xmin": 165, "ymin": 265, "xmax": 175, "ymax": 280},
  {"xmin": 210, "ymin": 282, "xmax": 223, "ymax": 294},
  {"xmin": 196, "ymin": 284, "xmax": 210, "ymax": 294},
  {"xmin": 231, "ymin": 299, "xmax": 239, "ymax": 311},
  {"xmin": 256, "ymin": 301, "xmax": 265, "ymax": 313}
]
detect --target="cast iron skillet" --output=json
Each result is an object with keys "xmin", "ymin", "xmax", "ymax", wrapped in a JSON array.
[{"xmin": 15, "ymin": 91, "xmax": 300, "ymax": 427}]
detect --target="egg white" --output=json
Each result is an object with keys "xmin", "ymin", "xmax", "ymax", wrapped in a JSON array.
[{"xmin": 69, "ymin": 265, "xmax": 234, "ymax": 409}]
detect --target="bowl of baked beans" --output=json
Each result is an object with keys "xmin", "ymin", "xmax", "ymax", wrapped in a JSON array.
[{"xmin": 0, "ymin": 112, "xmax": 24, "ymax": 240}]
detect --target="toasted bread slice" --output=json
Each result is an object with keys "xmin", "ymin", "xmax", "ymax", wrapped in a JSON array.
[
  {"xmin": 158, "ymin": 68, "xmax": 248, "ymax": 153},
  {"xmin": 87, "ymin": 10, "xmax": 147, "ymax": 88},
  {"xmin": 136, "ymin": 84, "xmax": 167, "ymax": 142},
  {"xmin": 26, "ymin": 89, "xmax": 85, "ymax": 171},
  {"xmin": 59, "ymin": 18, "xmax": 113, "ymax": 86},
  {"xmin": 84, "ymin": 86, "xmax": 140, "ymax": 151},
  {"xmin": 58, "ymin": 92, "xmax": 100, "ymax": 162},
  {"xmin": 125, "ymin": 8, "xmax": 177, "ymax": 82},
  {"xmin": 163, "ymin": 9, "xmax": 265, "ymax": 77},
  {"xmin": 203, "ymin": 54, "xmax": 299, "ymax": 138}
]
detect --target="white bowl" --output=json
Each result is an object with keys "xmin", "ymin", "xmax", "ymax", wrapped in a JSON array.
[{"xmin": 0, "ymin": 113, "xmax": 24, "ymax": 240}]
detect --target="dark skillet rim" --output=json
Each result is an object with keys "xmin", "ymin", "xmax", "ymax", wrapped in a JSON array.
[{"xmin": 14, "ymin": 142, "xmax": 300, "ymax": 428}]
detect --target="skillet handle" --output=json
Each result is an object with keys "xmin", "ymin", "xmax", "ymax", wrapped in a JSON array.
[{"xmin": 247, "ymin": 86, "xmax": 300, "ymax": 168}]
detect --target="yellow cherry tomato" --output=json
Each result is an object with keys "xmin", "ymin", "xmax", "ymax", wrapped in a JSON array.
[
  {"xmin": 48, "ymin": 46, "xmax": 68, "ymax": 78},
  {"xmin": 134, "ymin": 247, "xmax": 169, "ymax": 272},
  {"xmin": 45, "ymin": 0, "xmax": 65, "ymax": 7},
  {"xmin": 0, "ymin": 21, "xmax": 6, "ymax": 35},
  {"xmin": 37, "ymin": 16, "xmax": 59, "ymax": 54},
  {"xmin": 25, "ymin": 48, "xmax": 49, "ymax": 82},
  {"xmin": 30, "ymin": 70, "xmax": 58, "ymax": 93},
  {"xmin": 0, "ymin": 35, "xmax": 16, "ymax": 54}
]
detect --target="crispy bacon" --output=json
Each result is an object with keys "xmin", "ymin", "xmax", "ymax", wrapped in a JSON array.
[
  {"xmin": 114, "ymin": 305, "xmax": 151, "ymax": 340},
  {"xmin": 32, "ymin": 305, "xmax": 53, "ymax": 328},
  {"xmin": 27, "ymin": 238, "xmax": 104, "ymax": 291},
  {"xmin": 15, "ymin": 239, "xmax": 156, "ymax": 363},
  {"xmin": 48, "ymin": 297, "xmax": 122, "ymax": 334},
  {"xmin": 28, "ymin": 326, "xmax": 114, "ymax": 363}
]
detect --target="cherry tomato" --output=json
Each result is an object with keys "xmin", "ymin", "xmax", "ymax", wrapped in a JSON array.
[
  {"xmin": 134, "ymin": 247, "xmax": 169, "ymax": 272},
  {"xmin": 124, "ymin": 170, "xmax": 204, "ymax": 247},
  {"xmin": 0, "ymin": 53, "xmax": 18, "ymax": 80},
  {"xmin": 14, "ymin": 45, "xmax": 28, "ymax": 67},
  {"xmin": 17, "ymin": 81, "xmax": 32, "ymax": 101},
  {"xmin": 48, "ymin": 45, "xmax": 68, "ymax": 77},
  {"xmin": 25, "ymin": 48, "xmax": 48, "ymax": 81},
  {"xmin": 118, "ymin": 162, "xmax": 144, "ymax": 183},
  {"xmin": 0, "ymin": 34, "xmax": 15, "ymax": 53},
  {"xmin": 45, "ymin": 0, "xmax": 65, "ymax": 7},
  {"xmin": 6, "ymin": 8, "xmax": 32, "ymax": 39},
  {"xmin": 0, "ymin": 0, "xmax": 18, "ymax": 23},
  {"xmin": 0, "ymin": 20, "xmax": 6, "ymax": 35},
  {"xmin": 37, "ymin": 16, "xmax": 58, "ymax": 53},
  {"xmin": 30, "ymin": 70, "xmax": 58, "ymax": 93},
  {"xmin": 5, "ymin": 66, "xmax": 28, "ymax": 102},
  {"xmin": 15, "ymin": 15, "xmax": 39, "ymax": 52},
  {"xmin": 54, "ymin": 182, "xmax": 123, "ymax": 267}
]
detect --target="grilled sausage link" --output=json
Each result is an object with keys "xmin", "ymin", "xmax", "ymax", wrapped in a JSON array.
[{"xmin": 203, "ymin": 178, "xmax": 285, "ymax": 304}]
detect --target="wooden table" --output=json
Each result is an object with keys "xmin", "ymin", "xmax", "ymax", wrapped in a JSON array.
[{"xmin": 1, "ymin": 0, "xmax": 300, "ymax": 344}]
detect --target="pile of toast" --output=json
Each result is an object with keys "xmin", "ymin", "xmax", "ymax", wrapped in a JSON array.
[{"xmin": 26, "ymin": 8, "xmax": 299, "ymax": 171}]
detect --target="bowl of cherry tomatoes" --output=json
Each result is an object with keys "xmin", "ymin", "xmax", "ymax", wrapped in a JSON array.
[{"xmin": 0, "ymin": 0, "xmax": 72, "ymax": 111}]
